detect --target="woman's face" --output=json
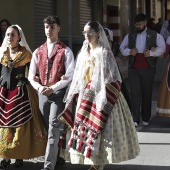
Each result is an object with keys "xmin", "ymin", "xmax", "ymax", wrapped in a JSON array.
[
  {"xmin": 6, "ymin": 27, "xmax": 20, "ymax": 47},
  {"xmin": 1, "ymin": 21, "xmax": 8, "ymax": 33},
  {"xmin": 83, "ymin": 25, "xmax": 99, "ymax": 45}
]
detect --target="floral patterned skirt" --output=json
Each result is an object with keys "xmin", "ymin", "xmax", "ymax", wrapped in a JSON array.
[
  {"xmin": 0, "ymin": 84, "xmax": 47, "ymax": 159},
  {"xmin": 60, "ymin": 93, "xmax": 140, "ymax": 165}
]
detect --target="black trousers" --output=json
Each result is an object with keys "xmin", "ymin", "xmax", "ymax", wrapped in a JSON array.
[
  {"xmin": 128, "ymin": 67, "xmax": 156, "ymax": 123},
  {"xmin": 121, "ymin": 79, "xmax": 131, "ymax": 112}
]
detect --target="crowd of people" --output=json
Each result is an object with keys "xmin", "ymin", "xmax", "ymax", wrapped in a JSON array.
[{"xmin": 0, "ymin": 12, "xmax": 169, "ymax": 170}]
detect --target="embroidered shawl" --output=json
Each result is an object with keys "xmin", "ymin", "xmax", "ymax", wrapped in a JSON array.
[{"xmin": 58, "ymin": 80, "xmax": 121, "ymax": 158}]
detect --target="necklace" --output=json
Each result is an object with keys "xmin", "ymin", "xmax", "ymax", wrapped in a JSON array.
[{"xmin": 10, "ymin": 45, "xmax": 19, "ymax": 54}]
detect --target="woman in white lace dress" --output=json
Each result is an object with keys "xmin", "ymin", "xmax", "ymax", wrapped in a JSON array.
[{"xmin": 58, "ymin": 21, "xmax": 140, "ymax": 170}]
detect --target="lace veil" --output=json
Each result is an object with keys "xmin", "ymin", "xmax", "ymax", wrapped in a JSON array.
[
  {"xmin": 65, "ymin": 22, "xmax": 121, "ymax": 111},
  {"xmin": 0, "ymin": 24, "xmax": 32, "ymax": 59}
]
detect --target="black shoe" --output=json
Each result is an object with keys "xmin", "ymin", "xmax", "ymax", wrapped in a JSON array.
[
  {"xmin": 55, "ymin": 156, "xmax": 65, "ymax": 169},
  {"xmin": 0, "ymin": 159, "xmax": 11, "ymax": 170},
  {"xmin": 15, "ymin": 159, "xmax": 23, "ymax": 168}
]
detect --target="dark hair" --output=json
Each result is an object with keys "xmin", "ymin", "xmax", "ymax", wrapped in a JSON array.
[
  {"xmin": 86, "ymin": 21, "xmax": 100, "ymax": 32},
  {"xmin": 43, "ymin": 16, "xmax": 60, "ymax": 26},
  {"xmin": 103, "ymin": 28, "xmax": 109, "ymax": 36},
  {"xmin": 158, "ymin": 18, "xmax": 162, "ymax": 22},
  {"xmin": 0, "ymin": 19, "xmax": 11, "ymax": 43},
  {"xmin": 135, "ymin": 13, "xmax": 147, "ymax": 23},
  {"xmin": 0, "ymin": 19, "xmax": 11, "ymax": 28}
]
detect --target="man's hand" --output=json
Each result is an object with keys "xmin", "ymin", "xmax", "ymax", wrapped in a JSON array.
[
  {"xmin": 144, "ymin": 49, "xmax": 150, "ymax": 57},
  {"xmin": 61, "ymin": 75, "xmax": 66, "ymax": 80},
  {"xmin": 41, "ymin": 87, "xmax": 54, "ymax": 96},
  {"xmin": 130, "ymin": 48, "xmax": 138, "ymax": 56},
  {"xmin": 151, "ymin": 47, "xmax": 156, "ymax": 52}
]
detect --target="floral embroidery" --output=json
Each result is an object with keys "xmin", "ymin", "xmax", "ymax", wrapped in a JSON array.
[
  {"xmin": 34, "ymin": 128, "xmax": 48, "ymax": 143},
  {"xmin": 0, "ymin": 129, "xmax": 15, "ymax": 153},
  {"xmin": 15, "ymin": 74, "xmax": 29, "ymax": 86},
  {"xmin": 0, "ymin": 129, "xmax": 14, "ymax": 144},
  {"xmin": 6, "ymin": 132, "xmax": 13, "ymax": 143}
]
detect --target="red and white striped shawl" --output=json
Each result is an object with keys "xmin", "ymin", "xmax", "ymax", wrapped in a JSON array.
[{"xmin": 58, "ymin": 80, "xmax": 121, "ymax": 158}]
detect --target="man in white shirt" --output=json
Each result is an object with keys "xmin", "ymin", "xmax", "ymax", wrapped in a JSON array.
[
  {"xmin": 28, "ymin": 16, "xmax": 75, "ymax": 170},
  {"xmin": 120, "ymin": 13, "xmax": 165, "ymax": 127}
]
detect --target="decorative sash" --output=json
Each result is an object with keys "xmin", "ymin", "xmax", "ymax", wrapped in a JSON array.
[
  {"xmin": 58, "ymin": 80, "xmax": 121, "ymax": 158},
  {"xmin": 132, "ymin": 53, "xmax": 150, "ymax": 69}
]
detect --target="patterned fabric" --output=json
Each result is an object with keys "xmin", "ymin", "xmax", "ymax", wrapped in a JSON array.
[
  {"xmin": 0, "ymin": 84, "xmax": 47, "ymax": 159},
  {"xmin": 36, "ymin": 40, "xmax": 66, "ymax": 86},
  {"xmin": 58, "ymin": 80, "xmax": 121, "ymax": 158},
  {"xmin": 1, "ymin": 46, "xmax": 31, "ymax": 68},
  {"xmin": 0, "ymin": 85, "xmax": 32, "ymax": 127},
  {"xmin": 0, "ymin": 46, "xmax": 33, "ymax": 127},
  {"xmin": 0, "ymin": 45, "xmax": 47, "ymax": 159},
  {"xmin": 156, "ymin": 61, "xmax": 170, "ymax": 117},
  {"xmin": 60, "ymin": 93, "xmax": 140, "ymax": 165}
]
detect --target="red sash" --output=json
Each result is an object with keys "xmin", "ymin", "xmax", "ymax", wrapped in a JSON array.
[{"xmin": 132, "ymin": 53, "xmax": 150, "ymax": 69}]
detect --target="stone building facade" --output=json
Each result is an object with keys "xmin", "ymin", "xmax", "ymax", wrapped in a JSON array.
[{"xmin": 0, "ymin": 0, "xmax": 168, "ymax": 55}]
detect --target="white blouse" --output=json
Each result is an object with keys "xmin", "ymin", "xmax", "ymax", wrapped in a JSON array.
[
  {"xmin": 120, "ymin": 28, "xmax": 166, "ymax": 57},
  {"xmin": 28, "ymin": 41, "xmax": 75, "ymax": 93}
]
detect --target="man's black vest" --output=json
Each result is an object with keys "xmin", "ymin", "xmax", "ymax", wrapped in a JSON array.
[{"xmin": 128, "ymin": 28, "xmax": 157, "ymax": 67}]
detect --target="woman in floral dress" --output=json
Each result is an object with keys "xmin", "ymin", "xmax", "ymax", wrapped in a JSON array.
[{"xmin": 0, "ymin": 25, "xmax": 47, "ymax": 170}]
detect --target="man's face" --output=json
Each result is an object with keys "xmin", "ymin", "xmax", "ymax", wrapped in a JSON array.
[
  {"xmin": 44, "ymin": 23, "xmax": 60, "ymax": 40},
  {"xmin": 135, "ymin": 21, "xmax": 147, "ymax": 33}
]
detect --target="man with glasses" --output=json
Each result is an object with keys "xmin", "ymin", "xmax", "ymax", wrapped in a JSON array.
[
  {"xmin": 28, "ymin": 16, "xmax": 75, "ymax": 170},
  {"xmin": 120, "ymin": 13, "xmax": 166, "ymax": 127}
]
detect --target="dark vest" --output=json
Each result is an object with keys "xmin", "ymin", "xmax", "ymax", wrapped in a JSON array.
[
  {"xmin": 0, "ymin": 65, "xmax": 28, "ymax": 90},
  {"xmin": 128, "ymin": 28, "xmax": 157, "ymax": 67},
  {"xmin": 36, "ymin": 40, "xmax": 66, "ymax": 86}
]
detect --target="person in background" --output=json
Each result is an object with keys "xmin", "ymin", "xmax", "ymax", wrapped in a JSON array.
[
  {"xmin": 160, "ymin": 20, "xmax": 170, "ymax": 40},
  {"xmin": 120, "ymin": 13, "xmax": 166, "ymax": 127},
  {"xmin": 0, "ymin": 19, "xmax": 11, "ymax": 46},
  {"xmin": 28, "ymin": 16, "xmax": 75, "ymax": 170},
  {"xmin": 156, "ymin": 35, "xmax": 170, "ymax": 117},
  {"xmin": 154, "ymin": 18, "xmax": 163, "ymax": 34},
  {"xmin": 103, "ymin": 27, "xmax": 120, "ymax": 56},
  {"xmin": 0, "ymin": 25, "xmax": 47, "ymax": 170},
  {"xmin": 103, "ymin": 27, "xmax": 131, "ymax": 111},
  {"xmin": 147, "ymin": 17, "xmax": 156, "ymax": 30},
  {"xmin": 58, "ymin": 21, "xmax": 139, "ymax": 170}
]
